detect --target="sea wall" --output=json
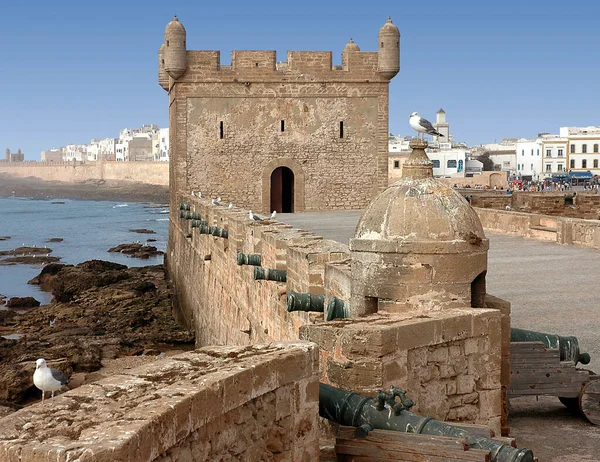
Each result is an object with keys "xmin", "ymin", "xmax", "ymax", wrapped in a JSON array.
[
  {"xmin": 475, "ymin": 207, "xmax": 600, "ymax": 249},
  {"xmin": 0, "ymin": 161, "xmax": 169, "ymax": 186},
  {"xmin": 166, "ymin": 194, "xmax": 506, "ymax": 433},
  {"xmin": 0, "ymin": 343, "xmax": 320, "ymax": 462}
]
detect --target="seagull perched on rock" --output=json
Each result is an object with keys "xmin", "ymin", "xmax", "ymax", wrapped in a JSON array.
[
  {"xmin": 409, "ymin": 112, "xmax": 444, "ymax": 140},
  {"xmin": 249, "ymin": 210, "xmax": 262, "ymax": 221},
  {"xmin": 33, "ymin": 358, "xmax": 69, "ymax": 405}
]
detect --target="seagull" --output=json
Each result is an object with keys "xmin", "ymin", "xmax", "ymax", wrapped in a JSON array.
[
  {"xmin": 190, "ymin": 191, "xmax": 195, "ymax": 197},
  {"xmin": 249, "ymin": 211, "xmax": 262, "ymax": 221},
  {"xmin": 211, "ymin": 197, "xmax": 222, "ymax": 206},
  {"xmin": 270, "ymin": 210, "xmax": 277, "ymax": 219},
  {"xmin": 409, "ymin": 112, "xmax": 444, "ymax": 140},
  {"xmin": 33, "ymin": 358, "xmax": 69, "ymax": 405},
  {"xmin": 198, "ymin": 191, "xmax": 205, "ymax": 198},
  {"xmin": 228, "ymin": 203, "xmax": 233, "ymax": 209}
]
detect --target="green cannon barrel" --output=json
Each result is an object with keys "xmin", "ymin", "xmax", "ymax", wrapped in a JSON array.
[
  {"xmin": 191, "ymin": 219, "xmax": 208, "ymax": 228},
  {"xmin": 511, "ymin": 327, "xmax": 591, "ymax": 365},
  {"xmin": 253, "ymin": 267, "xmax": 287, "ymax": 282},
  {"xmin": 237, "ymin": 252, "xmax": 262, "ymax": 266},
  {"xmin": 198, "ymin": 225, "xmax": 228, "ymax": 238},
  {"xmin": 286, "ymin": 291, "xmax": 324, "ymax": 313},
  {"xmin": 179, "ymin": 210, "xmax": 186, "ymax": 218},
  {"xmin": 319, "ymin": 383, "xmax": 534, "ymax": 462}
]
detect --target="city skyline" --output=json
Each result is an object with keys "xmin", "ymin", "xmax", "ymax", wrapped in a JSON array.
[{"xmin": 1, "ymin": 0, "xmax": 599, "ymax": 161}]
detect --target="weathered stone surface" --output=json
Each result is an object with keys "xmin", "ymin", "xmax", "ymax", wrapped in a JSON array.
[{"xmin": 0, "ymin": 343, "xmax": 320, "ymax": 462}]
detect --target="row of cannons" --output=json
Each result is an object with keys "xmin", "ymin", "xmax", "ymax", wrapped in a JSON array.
[{"xmin": 178, "ymin": 201, "xmax": 598, "ymax": 460}]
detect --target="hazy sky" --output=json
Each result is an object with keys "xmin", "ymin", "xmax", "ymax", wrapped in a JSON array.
[{"xmin": 1, "ymin": 0, "xmax": 599, "ymax": 160}]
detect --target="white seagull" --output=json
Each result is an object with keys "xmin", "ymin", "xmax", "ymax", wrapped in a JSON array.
[
  {"xmin": 211, "ymin": 197, "xmax": 222, "ymax": 206},
  {"xmin": 33, "ymin": 358, "xmax": 69, "ymax": 405},
  {"xmin": 270, "ymin": 210, "xmax": 277, "ymax": 219},
  {"xmin": 228, "ymin": 202, "xmax": 233, "ymax": 209},
  {"xmin": 409, "ymin": 112, "xmax": 444, "ymax": 140},
  {"xmin": 249, "ymin": 211, "xmax": 262, "ymax": 221}
]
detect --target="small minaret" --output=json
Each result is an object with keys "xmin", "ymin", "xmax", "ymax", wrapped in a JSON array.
[
  {"xmin": 433, "ymin": 108, "xmax": 449, "ymax": 144},
  {"xmin": 342, "ymin": 38, "xmax": 360, "ymax": 71},
  {"xmin": 164, "ymin": 15, "xmax": 187, "ymax": 80},
  {"xmin": 5, "ymin": 148, "xmax": 9, "ymax": 161},
  {"xmin": 377, "ymin": 16, "xmax": 400, "ymax": 79}
]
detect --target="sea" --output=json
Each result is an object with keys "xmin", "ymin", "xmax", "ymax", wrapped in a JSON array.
[{"xmin": 0, "ymin": 197, "xmax": 169, "ymax": 306}]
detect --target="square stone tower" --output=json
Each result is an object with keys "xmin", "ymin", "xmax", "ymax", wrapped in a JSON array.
[{"xmin": 159, "ymin": 16, "xmax": 400, "ymax": 213}]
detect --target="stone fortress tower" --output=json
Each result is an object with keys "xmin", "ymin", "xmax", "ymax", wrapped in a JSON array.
[{"xmin": 158, "ymin": 15, "xmax": 400, "ymax": 213}]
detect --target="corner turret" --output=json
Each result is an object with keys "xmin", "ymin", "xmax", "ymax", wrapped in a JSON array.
[
  {"xmin": 341, "ymin": 38, "xmax": 361, "ymax": 70},
  {"xmin": 158, "ymin": 44, "xmax": 169, "ymax": 89},
  {"xmin": 377, "ymin": 16, "xmax": 400, "ymax": 80},
  {"xmin": 164, "ymin": 15, "xmax": 187, "ymax": 80}
]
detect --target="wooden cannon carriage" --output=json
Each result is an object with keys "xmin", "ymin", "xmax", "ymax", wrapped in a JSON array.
[{"xmin": 509, "ymin": 328, "xmax": 599, "ymax": 425}]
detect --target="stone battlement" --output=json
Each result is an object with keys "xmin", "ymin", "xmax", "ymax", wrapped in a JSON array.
[
  {"xmin": 0, "ymin": 343, "xmax": 319, "ymax": 462},
  {"xmin": 168, "ymin": 193, "xmax": 508, "ymax": 434}
]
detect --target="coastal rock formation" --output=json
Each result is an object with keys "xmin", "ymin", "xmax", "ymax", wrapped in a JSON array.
[
  {"xmin": 46, "ymin": 238, "xmax": 63, "ymax": 243},
  {"xmin": 0, "ymin": 236, "xmax": 10, "ymax": 241},
  {"xmin": 129, "ymin": 228, "xmax": 156, "ymax": 234},
  {"xmin": 5, "ymin": 297, "xmax": 40, "ymax": 308},
  {"xmin": 108, "ymin": 243, "xmax": 164, "ymax": 259},
  {"xmin": 0, "ymin": 246, "xmax": 60, "ymax": 266},
  {"xmin": 0, "ymin": 262, "xmax": 194, "ymax": 405}
]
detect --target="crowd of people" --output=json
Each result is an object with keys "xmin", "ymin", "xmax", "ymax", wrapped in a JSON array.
[{"xmin": 453, "ymin": 180, "xmax": 599, "ymax": 193}]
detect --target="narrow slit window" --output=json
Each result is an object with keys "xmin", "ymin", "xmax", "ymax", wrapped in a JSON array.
[
  {"xmin": 339, "ymin": 121, "xmax": 344, "ymax": 139},
  {"xmin": 219, "ymin": 121, "xmax": 224, "ymax": 139},
  {"xmin": 281, "ymin": 120, "xmax": 285, "ymax": 132}
]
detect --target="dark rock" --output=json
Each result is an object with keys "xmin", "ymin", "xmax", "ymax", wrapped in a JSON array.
[
  {"xmin": 77, "ymin": 260, "xmax": 127, "ymax": 272},
  {"xmin": 6, "ymin": 297, "xmax": 40, "ymax": 308},
  {"xmin": 0, "ymin": 246, "xmax": 52, "ymax": 256},
  {"xmin": 46, "ymin": 238, "xmax": 64, "ymax": 243},
  {"xmin": 129, "ymin": 229, "xmax": 156, "ymax": 234},
  {"xmin": 146, "ymin": 238, "xmax": 157, "ymax": 242},
  {"xmin": 108, "ymin": 243, "xmax": 164, "ymax": 259},
  {"xmin": 133, "ymin": 281, "xmax": 157, "ymax": 293},
  {"xmin": 0, "ymin": 255, "xmax": 61, "ymax": 266},
  {"xmin": 51, "ymin": 201, "xmax": 65, "ymax": 204},
  {"xmin": 28, "ymin": 263, "xmax": 67, "ymax": 286},
  {"xmin": 0, "ymin": 236, "xmax": 10, "ymax": 241}
]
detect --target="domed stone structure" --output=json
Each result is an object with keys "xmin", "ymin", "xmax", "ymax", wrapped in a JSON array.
[
  {"xmin": 377, "ymin": 16, "xmax": 400, "ymax": 79},
  {"xmin": 164, "ymin": 15, "xmax": 187, "ymax": 80},
  {"xmin": 349, "ymin": 140, "xmax": 489, "ymax": 316},
  {"xmin": 342, "ymin": 38, "xmax": 361, "ymax": 70}
]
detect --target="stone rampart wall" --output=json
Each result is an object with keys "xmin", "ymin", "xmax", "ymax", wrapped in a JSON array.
[
  {"xmin": 166, "ymin": 194, "xmax": 506, "ymax": 433},
  {"xmin": 0, "ymin": 161, "xmax": 169, "ymax": 186},
  {"xmin": 470, "ymin": 192, "xmax": 600, "ymax": 220},
  {"xmin": 0, "ymin": 343, "xmax": 320, "ymax": 462},
  {"xmin": 475, "ymin": 207, "xmax": 600, "ymax": 250}
]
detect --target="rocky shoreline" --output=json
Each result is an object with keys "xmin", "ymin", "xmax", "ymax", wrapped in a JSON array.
[
  {"xmin": 0, "ymin": 173, "xmax": 169, "ymax": 203},
  {"xmin": 0, "ymin": 260, "xmax": 194, "ymax": 414}
]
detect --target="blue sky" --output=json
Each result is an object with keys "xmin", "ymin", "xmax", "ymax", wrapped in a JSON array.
[{"xmin": 1, "ymin": 0, "xmax": 599, "ymax": 160}]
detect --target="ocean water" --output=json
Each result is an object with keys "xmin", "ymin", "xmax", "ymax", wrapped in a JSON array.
[{"xmin": 0, "ymin": 197, "xmax": 169, "ymax": 305}]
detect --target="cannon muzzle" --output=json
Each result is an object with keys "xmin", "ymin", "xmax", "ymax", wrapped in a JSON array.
[{"xmin": 511, "ymin": 327, "xmax": 590, "ymax": 365}]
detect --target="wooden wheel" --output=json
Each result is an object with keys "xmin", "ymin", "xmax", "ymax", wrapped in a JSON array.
[{"xmin": 579, "ymin": 379, "xmax": 600, "ymax": 425}]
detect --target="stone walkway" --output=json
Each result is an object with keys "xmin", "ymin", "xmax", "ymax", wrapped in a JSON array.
[{"xmin": 279, "ymin": 211, "xmax": 600, "ymax": 461}]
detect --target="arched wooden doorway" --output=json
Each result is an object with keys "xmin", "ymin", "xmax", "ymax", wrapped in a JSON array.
[{"xmin": 270, "ymin": 167, "xmax": 294, "ymax": 213}]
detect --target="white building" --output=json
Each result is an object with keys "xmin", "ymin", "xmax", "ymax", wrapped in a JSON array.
[
  {"xmin": 152, "ymin": 128, "xmax": 169, "ymax": 161},
  {"xmin": 541, "ymin": 135, "xmax": 567, "ymax": 178},
  {"xmin": 561, "ymin": 126, "xmax": 600, "ymax": 179},
  {"xmin": 88, "ymin": 138, "xmax": 117, "ymax": 161},
  {"xmin": 116, "ymin": 124, "xmax": 159, "ymax": 161},
  {"xmin": 515, "ymin": 138, "xmax": 543, "ymax": 181},
  {"xmin": 63, "ymin": 144, "xmax": 88, "ymax": 162},
  {"xmin": 426, "ymin": 148, "xmax": 468, "ymax": 177}
]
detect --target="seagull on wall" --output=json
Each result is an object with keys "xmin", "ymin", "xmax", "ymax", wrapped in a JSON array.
[
  {"xmin": 33, "ymin": 358, "xmax": 69, "ymax": 405},
  {"xmin": 211, "ymin": 197, "xmax": 222, "ymax": 206},
  {"xmin": 249, "ymin": 211, "xmax": 262, "ymax": 221},
  {"xmin": 409, "ymin": 112, "xmax": 444, "ymax": 140}
]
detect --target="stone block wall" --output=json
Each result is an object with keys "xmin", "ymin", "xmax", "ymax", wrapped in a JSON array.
[
  {"xmin": 475, "ymin": 207, "xmax": 600, "ymax": 250},
  {"xmin": 0, "ymin": 343, "xmax": 320, "ymax": 462},
  {"xmin": 167, "ymin": 195, "xmax": 507, "ymax": 433},
  {"xmin": 301, "ymin": 308, "xmax": 503, "ymax": 434},
  {"xmin": 0, "ymin": 161, "xmax": 169, "ymax": 186}
]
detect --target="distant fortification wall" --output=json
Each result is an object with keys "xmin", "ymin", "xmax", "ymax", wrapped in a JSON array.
[
  {"xmin": 0, "ymin": 344, "xmax": 320, "ymax": 462},
  {"xmin": 475, "ymin": 207, "xmax": 600, "ymax": 249},
  {"xmin": 0, "ymin": 161, "xmax": 169, "ymax": 186},
  {"xmin": 166, "ymin": 194, "xmax": 506, "ymax": 434}
]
